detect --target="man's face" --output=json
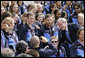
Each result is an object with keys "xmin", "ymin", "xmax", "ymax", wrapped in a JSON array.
[
  {"xmin": 51, "ymin": 38, "xmax": 59, "ymax": 48},
  {"xmin": 58, "ymin": 21, "xmax": 67, "ymax": 30},
  {"xmin": 22, "ymin": 16, "xmax": 28, "ymax": 23},
  {"xmin": 78, "ymin": 30, "xmax": 84, "ymax": 41},
  {"xmin": 78, "ymin": 16, "xmax": 84, "ymax": 25},
  {"xmin": 27, "ymin": 15, "xmax": 35, "ymax": 25}
]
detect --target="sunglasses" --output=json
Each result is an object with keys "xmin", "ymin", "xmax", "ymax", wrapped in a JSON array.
[{"xmin": 51, "ymin": 41, "xmax": 58, "ymax": 43}]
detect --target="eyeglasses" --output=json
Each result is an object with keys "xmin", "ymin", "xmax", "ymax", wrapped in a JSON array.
[{"xmin": 51, "ymin": 41, "xmax": 58, "ymax": 43}]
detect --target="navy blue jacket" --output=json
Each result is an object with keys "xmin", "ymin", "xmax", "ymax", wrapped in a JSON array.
[
  {"xmin": 70, "ymin": 40, "xmax": 84, "ymax": 57},
  {"xmin": 17, "ymin": 23, "xmax": 36, "ymax": 42},
  {"xmin": 38, "ymin": 24, "xmax": 61, "ymax": 42},
  {"xmin": 31, "ymin": 42, "xmax": 57, "ymax": 57}
]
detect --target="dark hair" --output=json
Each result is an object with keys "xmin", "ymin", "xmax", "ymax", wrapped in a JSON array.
[
  {"xmin": 1, "ymin": 48, "xmax": 15, "ymax": 57},
  {"xmin": 16, "ymin": 40, "xmax": 28, "ymax": 53},
  {"xmin": 74, "ymin": 3, "xmax": 82, "ymax": 9},
  {"xmin": 1, "ymin": 11, "xmax": 12, "ymax": 23},
  {"xmin": 54, "ymin": 9, "xmax": 60, "ymax": 19},
  {"xmin": 54, "ymin": 9, "xmax": 59, "ymax": 15},
  {"xmin": 26, "ymin": 12, "xmax": 34, "ymax": 18},
  {"xmin": 27, "ymin": 4, "xmax": 35, "ymax": 12},
  {"xmin": 49, "ymin": 4, "xmax": 56, "ymax": 12},
  {"xmin": 61, "ymin": 11, "xmax": 66, "ymax": 17}
]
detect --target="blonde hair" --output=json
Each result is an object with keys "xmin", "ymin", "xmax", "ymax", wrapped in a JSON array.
[
  {"xmin": 1, "ymin": 17, "xmax": 14, "ymax": 31},
  {"xmin": 78, "ymin": 13, "xmax": 84, "ymax": 19},
  {"xmin": 57, "ymin": 18, "xmax": 67, "ymax": 23},
  {"xmin": 51, "ymin": 36, "xmax": 58, "ymax": 41}
]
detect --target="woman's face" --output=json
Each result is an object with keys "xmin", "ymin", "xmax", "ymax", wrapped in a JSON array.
[
  {"xmin": 78, "ymin": 30, "xmax": 84, "ymax": 41},
  {"xmin": 75, "ymin": 6, "xmax": 81, "ymax": 14},
  {"xmin": 56, "ymin": 11, "xmax": 61, "ymax": 19},
  {"xmin": 37, "ymin": 15, "xmax": 44, "ymax": 22},
  {"xmin": 13, "ymin": 4, "xmax": 18, "ymax": 13}
]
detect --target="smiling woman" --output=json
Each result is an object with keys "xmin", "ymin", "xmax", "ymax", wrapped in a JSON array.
[
  {"xmin": 1, "ymin": 17, "xmax": 19, "ymax": 51},
  {"xmin": 9, "ymin": 4, "xmax": 20, "ymax": 15}
]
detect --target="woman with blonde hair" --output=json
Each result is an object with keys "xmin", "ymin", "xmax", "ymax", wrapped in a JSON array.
[
  {"xmin": 1, "ymin": 17, "xmax": 19, "ymax": 52},
  {"xmin": 78, "ymin": 13, "xmax": 84, "ymax": 27}
]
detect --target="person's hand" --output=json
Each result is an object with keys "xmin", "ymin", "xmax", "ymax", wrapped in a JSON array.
[
  {"xmin": 40, "ymin": 36, "xmax": 48, "ymax": 43},
  {"xmin": 35, "ymin": 25, "xmax": 40, "ymax": 29},
  {"xmin": 44, "ymin": 45, "xmax": 49, "ymax": 49}
]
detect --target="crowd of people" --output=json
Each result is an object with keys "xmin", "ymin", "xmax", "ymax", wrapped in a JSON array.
[{"xmin": 1, "ymin": 1, "xmax": 84, "ymax": 57}]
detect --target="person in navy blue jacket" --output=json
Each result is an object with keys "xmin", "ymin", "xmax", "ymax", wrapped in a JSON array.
[
  {"xmin": 17, "ymin": 12, "xmax": 36, "ymax": 45},
  {"xmin": 69, "ymin": 3, "xmax": 82, "ymax": 24},
  {"xmin": 56, "ymin": 18, "xmax": 81, "ymax": 57},
  {"xmin": 70, "ymin": 27, "xmax": 84, "ymax": 57}
]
